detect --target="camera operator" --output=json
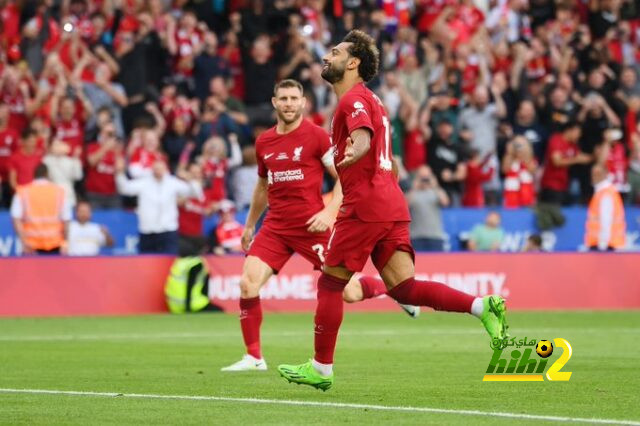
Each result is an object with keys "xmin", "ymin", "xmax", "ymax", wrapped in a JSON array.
[{"xmin": 406, "ymin": 165, "xmax": 450, "ymax": 252}]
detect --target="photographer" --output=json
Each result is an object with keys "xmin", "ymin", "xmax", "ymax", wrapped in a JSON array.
[
  {"xmin": 406, "ymin": 165, "xmax": 450, "ymax": 252},
  {"xmin": 576, "ymin": 92, "xmax": 620, "ymax": 203}
]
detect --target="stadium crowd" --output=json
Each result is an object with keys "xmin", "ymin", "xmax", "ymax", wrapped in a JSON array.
[{"xmin": 1, "ymin": 0, "xmax": 639, "ymax": 249}]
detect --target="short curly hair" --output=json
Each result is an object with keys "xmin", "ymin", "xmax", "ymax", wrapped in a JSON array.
[{"xmin": 343, "ymin": 30, "xmax": 380, "ymax": 82}]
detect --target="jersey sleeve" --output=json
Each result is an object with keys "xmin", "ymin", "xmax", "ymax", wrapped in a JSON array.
[
  {"xmin": 342, "ymin": 93, "xmax": 374, "ymax": 135},
  {"xmin": 315, "ymin": 127, "xmax": 334, "ymax": 168},
  {"xmin": 255, "ymin": 137, "xmax": 267, "ymax": 178}
]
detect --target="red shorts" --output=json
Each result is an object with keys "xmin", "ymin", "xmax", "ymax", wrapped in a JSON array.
[
  {"xmin": 247, "ymin": 225, "xmax": 330, "ymax": 273},
  {"xmin": 325, "ymin": 218, "xmax": 414, "ymax": 272}
]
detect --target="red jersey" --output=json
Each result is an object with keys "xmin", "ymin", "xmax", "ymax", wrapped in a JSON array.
[
  {"xmin": 54, "ymin": 118, "xmax": 85, "ymax": 156},
  {"xmin": 9, "ymin": 149, "xmax": 44, "ymax": 186},
  {"xmin": 1, "ymin": 90, "xmax": 27, "ymax": 133},
  {"xmin": 0, "ymin": 128, "xmax": 19, "ymax": 180},
  {"xmin": 526, "ymin": 56, "xmax": 551, "ymax": 80},
  {"xmin": 448, "ymin": 5, "xmax": 485, "ymax": 47},
  {"xmin": 417, "ymin": 0, "xmax": 456, "ymax": 32},
  {"xmin": 256, "ymin": 119, "xmax": 332, "ymax": 233},
  {"xmin": 216, "ymin": 220, "xmax": 244, "ymax": 251},
  {"xmin": 461, "ymin": 161, "xmax": 493, "ymax": 207},
  {"xmin": 503, "ymin": 160, "xmax": 536, "ymax": 208},
  {"xmin": 128, "ymin": 147, "xmax": 166, "ymax": 177},
  {"xmin": 330, "ymin": 83, "xmax": 410, "ymax": 222},
  {"xmin": 168, "ymin": 104, "xmax": 197, "ymax": 131},
  {"xmin": 202, "ymin": 157, "xmax": 228, "ymax": 202},
  {"xmin": 84, "ymin": 143, "xmax": 117, "ymax": 194},
  {"xmin": 403, "ymin": 128, "xmax": 426, "ymax": 172},
  {"xmin": 541, "ymin": 133, "xmax": 578, "ymax": 191},
  {"xmin": 178, "ymin": 197, "xmax": 208, "ymax": 237},
  {"xmin": 174, "ymin": 28, "xmax": 202, "ymax": 76},
  {"xmin": 1, "ymin": 2, "xmax": 20, "ymax": 44}
]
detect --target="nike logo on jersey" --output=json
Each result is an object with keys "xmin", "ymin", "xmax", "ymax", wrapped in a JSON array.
[{"xmin": 264, "ymin": 153, "xmax": 274, "ymax": 159}]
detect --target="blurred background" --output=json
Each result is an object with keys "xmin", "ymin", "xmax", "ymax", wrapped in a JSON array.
[{"xmin": 0, "ymin": 0, "xmax": 639, "ymax": 258}]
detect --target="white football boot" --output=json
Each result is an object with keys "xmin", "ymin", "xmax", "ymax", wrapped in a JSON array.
[
  {"xmin": 220, "ymin": 354, "xmax": 268, "ymax": 372},
  {"xmin": 398, "ymin": 303, "xmax": 420, "ymax": 318}
]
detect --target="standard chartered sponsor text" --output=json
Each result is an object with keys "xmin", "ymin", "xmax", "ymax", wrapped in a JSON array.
[{"xmin": 273, "ymin": 169, "xmax": 305, "ymax": 183}]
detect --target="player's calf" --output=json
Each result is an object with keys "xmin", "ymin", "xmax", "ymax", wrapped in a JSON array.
[{"xmin": 342, "ymin": 276, "xmax": 364, "ymax": 303}]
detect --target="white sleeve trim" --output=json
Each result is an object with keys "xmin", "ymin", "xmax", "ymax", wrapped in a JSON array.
[{"xmin": 321, "ymin": 146, "xmax": 335, "ymax": 168}]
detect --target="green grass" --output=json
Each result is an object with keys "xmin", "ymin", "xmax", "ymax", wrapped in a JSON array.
[{"xmin": 0, "ymin": 311, "xmax": 638, "ymax": 425}]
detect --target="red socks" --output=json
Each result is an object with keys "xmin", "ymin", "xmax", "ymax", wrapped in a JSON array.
[
  {"xmin": 314, "ymin": 273, "xmax": 349, "ymax": 364},
  {"xmin": 387, "ymin": 277, "xmax": 474, "ymax": 313},
  {"xmin": 239, "ymin": 296, "xmax": 262, "ymax": 359},
  {"xmin": 359, "ymin": 276, "xmax": 387, "ymax": 299}
]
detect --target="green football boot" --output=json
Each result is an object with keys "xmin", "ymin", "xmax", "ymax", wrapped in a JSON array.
[
  {"xmin": 277, "ymin": 360, "xmax": 334, "ymax": 391},
  {"xmin": 480, "ymin": 295, "xmax": 509, "ymax": 341}
]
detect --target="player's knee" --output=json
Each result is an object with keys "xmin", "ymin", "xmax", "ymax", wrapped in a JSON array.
[{"xmin": 239, "ymin": 276, "xmax": 261, "ymax": 299}]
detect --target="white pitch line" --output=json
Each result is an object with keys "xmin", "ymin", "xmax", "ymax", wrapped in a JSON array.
[
  {"xmin": 0, "ymin": 327, "xmax": 638, "ymax": 342},
  {"xmin": 0, "ymin": 388, "xmax": 638, "ymax": 425}
]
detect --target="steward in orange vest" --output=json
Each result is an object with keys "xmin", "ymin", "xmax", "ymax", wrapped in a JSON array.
[
  {"xmin": 585, "ymin": 164, "xmax": 626, "ymax": 251},
  {"xmin": 10, "ymin": 163, "xmax": 71, "ymax": 255}
]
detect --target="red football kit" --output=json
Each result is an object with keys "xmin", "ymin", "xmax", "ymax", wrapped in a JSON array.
[
  {"xmin": 249, "ymin": 118, "xmax": 333, "ymax": 272},
  {"xmin": 311, "ymin": 83, "xmax": 476, "ymax": 366},
  {"xmin": 325, "ymin": 82, "xmax": 412, "ymax": 272},
  {"xmin": 234, "ymin": 118, "xmax": 335, "ymax": 361}
]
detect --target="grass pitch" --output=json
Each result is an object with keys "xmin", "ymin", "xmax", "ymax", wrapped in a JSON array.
[{"xmin": 0, "ymin": 310, "xmax": 638, "ymax": 425}]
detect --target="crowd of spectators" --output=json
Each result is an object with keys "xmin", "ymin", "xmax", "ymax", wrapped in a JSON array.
[{"xmin": 2, "ymin": 0, "xmax": 640, "ymax": 246}]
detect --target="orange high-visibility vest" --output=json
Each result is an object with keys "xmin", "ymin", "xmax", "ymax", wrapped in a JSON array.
[
  {"xmin": 585, "ymin": 185, "xmax": 626, "ymax": 249},
  {"xmin": 18, "ymin": 181, "xmax": 66, "ymax": 250}
]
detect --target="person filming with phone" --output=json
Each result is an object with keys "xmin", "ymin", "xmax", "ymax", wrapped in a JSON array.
[{"xmin": 406, "ymin": 165, "xmax": 450, "ymax": 252}]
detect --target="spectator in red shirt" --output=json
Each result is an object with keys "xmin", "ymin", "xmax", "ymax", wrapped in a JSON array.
[
  {"xmin": 540, "ymin": 121, "xmax": 592, "ymax": 205},
  {"xmin": 0, "ymin": 66, "xmax": 32, "ymax": 134},
  {"xmin": 197, "ymin": 135, "xmax": 241, "ymax": 202},
  {"xmin": 51, "ymin": 91, "xmax": 93, "ymax": 157},
  {"xmin": 210, "ymin": 199, "xmax": 243, "ymax": 255},
  {"xmin": 0, "ymin": 104, "xmax": 19, "ymax": 207},
  {"xmin": 502, "ymin": 136, "xmax": 538, "ymax": 208},
  {"xmin": 177, "ymin": 162, "xmax": 218, "ymax": 248},
  {"xmin": 85, "ymin": 122, "xmax": 123, "ymax": 208},
  {"xmin": 166, "ymin": 10, "xmax": 203, "ymax": 79},
  {"xmin": 8, "ymin": 128, "xmax": 45, "ymax": 190},
  {"xmin": 461, "ymin": 149, "xmax": 494, "ymax": 207},
  {"xmin": 127, "ymin": 127, "xmax": 167, "ymax": 178}
]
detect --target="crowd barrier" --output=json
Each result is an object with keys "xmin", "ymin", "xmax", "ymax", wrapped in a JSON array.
[
  {"xmin": 0, "ymin": 253, "xmax": 638, "ymax": 317},
  {"xmin": 1, "ymin": 207, "xmax": 639, "ymax": 256}
]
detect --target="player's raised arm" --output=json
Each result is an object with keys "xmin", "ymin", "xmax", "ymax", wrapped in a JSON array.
[
  {"xmin": 337, "ymin": 128, "xmax": 371, "ymax": 168},
  {"xmin": 242, "ymin": 177, "xmax": 268, "ymax": 251}
]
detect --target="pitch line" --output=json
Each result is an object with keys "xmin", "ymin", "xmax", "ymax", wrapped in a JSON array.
[
  {"xmin": 0, "ymin": 327, "xmax": 638, "ymax": 342},
  {"xmin": 0, "ymin": 388, "xmax": 639, "ymax": 425}
]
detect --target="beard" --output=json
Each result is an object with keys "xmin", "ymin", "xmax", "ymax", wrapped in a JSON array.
[
  {"xmin": 321, "ymin": 60, "xmax": 347, "ymax": 84},
  {"xmin": 276, "ymin": 108, "xmax": 303, "ymax": 124}
]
